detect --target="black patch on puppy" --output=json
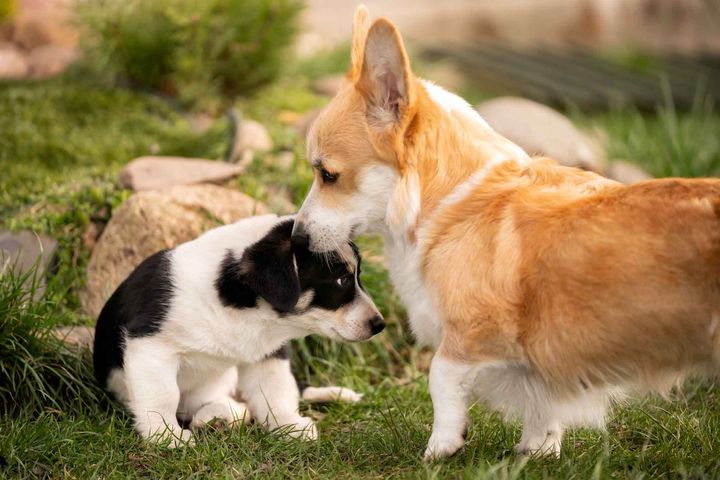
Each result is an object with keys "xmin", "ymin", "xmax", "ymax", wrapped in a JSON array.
[
  {"xmin": 268, "ymin": 343, "xmax": 291, "ymax": 360},
  {"xmin": 215, "ymin": 220, "xmax": 301, "ymax": 313},
  {"xmin": 93, "ymin": 249, "xmax": 174, "ymax": 387},
  {"xmin": 295, "ymin": 246, "xmax": 360, "ymax": 311}
]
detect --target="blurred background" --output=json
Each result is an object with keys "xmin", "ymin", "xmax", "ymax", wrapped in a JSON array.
[{"xmin": 1, "ymin": 2, "xmax": 720, "ymax": 477}]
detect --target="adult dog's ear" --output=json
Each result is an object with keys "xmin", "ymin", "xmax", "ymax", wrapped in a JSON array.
[
  {"xmin": 349, "ymin": 4, "xmax": 371, "ymax": 79},
  {"xmin": 356, "ymin": 17, "xmax": 414, "ymax": 127},
  {"xmin": 232, "ymin": 222, "xmax": 301, "ymax": 313}
]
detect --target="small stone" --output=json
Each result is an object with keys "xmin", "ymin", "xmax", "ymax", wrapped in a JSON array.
[
  {"xmin": 475, "ymin": 97, "xmax": 606, "ymax": 172},
  {"xmin": 26, "ymin": 45, "xmax": 79, "ymax": 79},
  {"xmin": 274, "ymin": 151, "xmax": 295, "ymax": 172},
  {"xmin": 606, "ymin": 160, "xmax": 653, "ymax": 184},
  {"xmin": 188, "ymin": 113, "xmax": 215, "ymax": 134},
  {"xmin": 0, "ymin": 45, "xmax": 28, "ymax": 80},
  {"xmin": 52, "ymin": 326, "xmax": 95, "ymax": 349},
  {"xmin": 229, "ymin": 119, "xmax": 273, "ymax": 163},
  {"xmin": 80, "ymin": 184, "xmax": 269, "ymax": 318},
  {"xmin": 0, "ymin": 230, "xmax": 57, "ymax": 299},
  {"xmin": 119, "ymin": 156, "xmax": 245, "ymax": 191},
  {"xmin": 312, "ymin": 74, "xmax": 345, "ymax": 97},
  {"xmin": 82, "ymin": 222, "xmax": 103, "ymax": 251}
]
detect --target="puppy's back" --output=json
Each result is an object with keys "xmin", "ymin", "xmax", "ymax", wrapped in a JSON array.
[{"xmin": 93, "ymin": 249, "xmax": 174, "ymax": 387}]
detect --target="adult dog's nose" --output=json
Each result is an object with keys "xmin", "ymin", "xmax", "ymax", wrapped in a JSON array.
[
  {"xmin": 368, "ymin": 315, "xmax": 385, "ymax": 335},
  {"xmin": 291, "ymin": 222, "xmax": 310, "ymax": 249}
]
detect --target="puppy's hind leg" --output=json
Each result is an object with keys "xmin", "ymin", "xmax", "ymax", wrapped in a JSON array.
[
  {"xmin": 124, "ymin": 338, "xmax": 192, "ymax": 447},
  {"xmin": 179, "ymin": 367, "xmax": 252, "ymax": 428},
  {"xmin": 301, "ymin": 386, "xmax": 364, "ymax": 403}
]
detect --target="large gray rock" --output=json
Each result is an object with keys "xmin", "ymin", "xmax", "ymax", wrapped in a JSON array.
[
  {"xmin": 475, "ymin": 97, "xmax": 606, "ymax": 172},
  {"xmin": 0, "ymin": 45, "xmax": 29, "ymax": 80},
  {"xmin": 119, "ymin": 156, "xmax": 245, "ymax": 191},
  {"xmin": 80, "ymin": 184, "xmax": 269, "ymax": 318},
  {"xmin": 0, "ymin": 230, "xmax": 57, "ymax": 298},
  {"xmin": 26, "ymin": 45, "xmax": 79, "ymax": 79}
]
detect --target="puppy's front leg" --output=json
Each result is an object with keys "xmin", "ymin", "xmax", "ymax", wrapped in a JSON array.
[
  {"xmin": 124, "ymin": 339, "xmax": 192, "ymax": 447},
  {"xmin": 237, "ymin": 356, "xmax": 317, "ymax": 440},
  {"xmin": 424, "ymin": 352, "xmax": 476, "ymax": 460}
]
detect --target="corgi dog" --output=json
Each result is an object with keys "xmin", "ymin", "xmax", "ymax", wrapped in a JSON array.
[{"xmin": 291, "ymin": 5, "xmax": 720, "ymax": 459}]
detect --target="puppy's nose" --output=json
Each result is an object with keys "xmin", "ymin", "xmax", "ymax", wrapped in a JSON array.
[
  {"xmin": 368, "ymin": 315, "xmax": 385, "ymax": 335},
  {"xmin": 291, "ymin": 222, "xmax": 310, "ymax": 249}
]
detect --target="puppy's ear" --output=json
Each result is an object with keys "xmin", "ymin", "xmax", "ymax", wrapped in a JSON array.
[
  {"xmin": 349, "ymin": 4, "xmax": 371, "ymax": 79},
  {"xmin": 356, "ymin": 18, "xmax": 414, "ymax": 126},
  {"xmin": 239, "ymin": 224, "xmax": 301, "ymax": 313}
]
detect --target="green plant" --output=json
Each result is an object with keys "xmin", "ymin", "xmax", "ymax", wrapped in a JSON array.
[
  {"xmin": 0, "ymin": 0, "xmax": 15, "ymax": 22},
  {"xmin": 0, "ymin": 266, "xmax": 102, "ymax": 415},
  {"xmin": 78, "ymin": 0, "xmax": 303, "ymax": 110}
]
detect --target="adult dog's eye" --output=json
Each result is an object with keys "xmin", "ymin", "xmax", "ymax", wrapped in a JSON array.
[
  {"xmin": 336, "ymin": 275, "xmax": 351, "ymax": 287},
  {"xmin": 321, "ymin": 169, "xmax": 338, "ymax": 184}
]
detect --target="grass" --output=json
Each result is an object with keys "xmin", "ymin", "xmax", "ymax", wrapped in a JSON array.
[{"xmin": 1, "ymin": 58, "xmax": 720, "ymax": 478}]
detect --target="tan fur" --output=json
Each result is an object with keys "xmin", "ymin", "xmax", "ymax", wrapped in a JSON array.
[{"xmin": 307, "ymin": 7, "xmax": 720, "ymax": 401}]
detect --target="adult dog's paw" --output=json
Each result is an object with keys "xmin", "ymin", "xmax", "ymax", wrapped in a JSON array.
[{"xmin": 423, "ymin": 432, "xmax": 465, "ymax": 461}]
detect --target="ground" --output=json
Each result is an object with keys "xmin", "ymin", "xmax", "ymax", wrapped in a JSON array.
[{"xmin": 1, "ymin": 48, "xmax": 720, "ymax": 479}]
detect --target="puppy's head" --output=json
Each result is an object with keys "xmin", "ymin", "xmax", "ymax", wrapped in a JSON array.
[
  {"xmin": 226, "ymin": 219, "xmax": 384, "ymax": 342},
  {"xmin": 293, "ymin": 242, "xmax": 384, "ymax": 342},
  {"xmin": 292, "ymin": 5, "xmax": 416, "ymax": 253}
]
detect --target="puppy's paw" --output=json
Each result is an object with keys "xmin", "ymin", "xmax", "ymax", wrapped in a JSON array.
[
  {"xmin": 192, "ymin": 400, "xmax": 251, "ymax": 429},
  {"xmin": 146, "ymin": 426, "xmax": 194, "ymax": 448},
  {"xmin": 275, "ymin": 416, "xmax": 318, "ymax": 441},
  {"xmin": 301, "ymin": 386, "xmax": 364, "ymax": 403},
  {"xmin": 424, "ymin": 432, "xmax": 465, "ymax": 461}
]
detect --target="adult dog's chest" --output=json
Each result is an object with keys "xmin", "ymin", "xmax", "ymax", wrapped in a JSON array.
[{"xmin": 384, "ymin": 235, "xmax": 443, "ymax": 348}]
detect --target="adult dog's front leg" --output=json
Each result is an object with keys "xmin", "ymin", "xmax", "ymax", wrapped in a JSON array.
[
  {"xmin": 237, "ymin": 356, "xmax": 317, "ymax": 440},
  {"xmin": 424, "ymin": 353, "xmax": 476, "ymax": 460}
]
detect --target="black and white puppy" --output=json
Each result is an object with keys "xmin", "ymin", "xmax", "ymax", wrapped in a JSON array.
[{"xmin": 93, "ymin": 214, "xmax": 384, "ymax": 446}]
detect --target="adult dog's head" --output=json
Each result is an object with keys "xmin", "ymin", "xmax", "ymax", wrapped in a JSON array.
[
  {"xmin": 292, "ymin": 5, "xmax": 524, "ymax": 253},
  {"xmin": 292, "ymin": 5, "xmax": 419, "ymax": 253}
]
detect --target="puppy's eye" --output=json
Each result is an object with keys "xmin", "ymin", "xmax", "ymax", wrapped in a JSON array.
[
  {"xmin": 336, "ymin": 275, "xmax": 351, "ymax": 287},
  {"xmin": 321, "ymin": 169, "xmax": 338, "ymax": 184}
]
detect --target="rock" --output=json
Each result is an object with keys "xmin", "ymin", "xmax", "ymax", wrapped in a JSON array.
[
  {"xmin": 26, "ymin": 45, "xmax": 79, "ymax": 79},
  {"xmin": 0, "ymin": 45, "xmax": 28, "ymax": 80},
  {"xmin": 228, "ymin": 117, "xmax": 273, "ymax": 164},
  {"xmin": 312, "ymin": 74, "xmax": 345, "ymax": 97},
  {"xmin": 294, "ymin": 107, "xmax": 323, "ymax": 140},
  {"xmin": 606, "ymin": 160, "xmax": 653, "ymax": 184},
  {"xmin": 273, "ymin": 151, "xmax": 295, "ymax": 173},
  {"xmin": 52, "ymin": 326, "xmax": 94, "ymax": 349},
  {"xmin": 475, "ymin": 97, "xmax": 606, "ymax": 172},
  {"xmin": 188, "ymin": 113, "xmax": 215, "ymax": 134},
  {"xmin": 0, "ymin": 230, "xmax": 57, "ymax": 299},
  {"xmin": 119, "ymin": 156, "xmax": 245, "ymax": 191},
  {"xmin": 12, "ymin": 14, "xmax": 78, "ymax": 50},
  {"xmin": 80, "ymin": 184, "xmax": 269, "ymax": 317}
]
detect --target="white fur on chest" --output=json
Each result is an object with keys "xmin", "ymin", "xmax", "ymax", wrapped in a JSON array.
[{"xmin": 384, "ymin": 235, "xmax": 443, "ymax": 348}]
